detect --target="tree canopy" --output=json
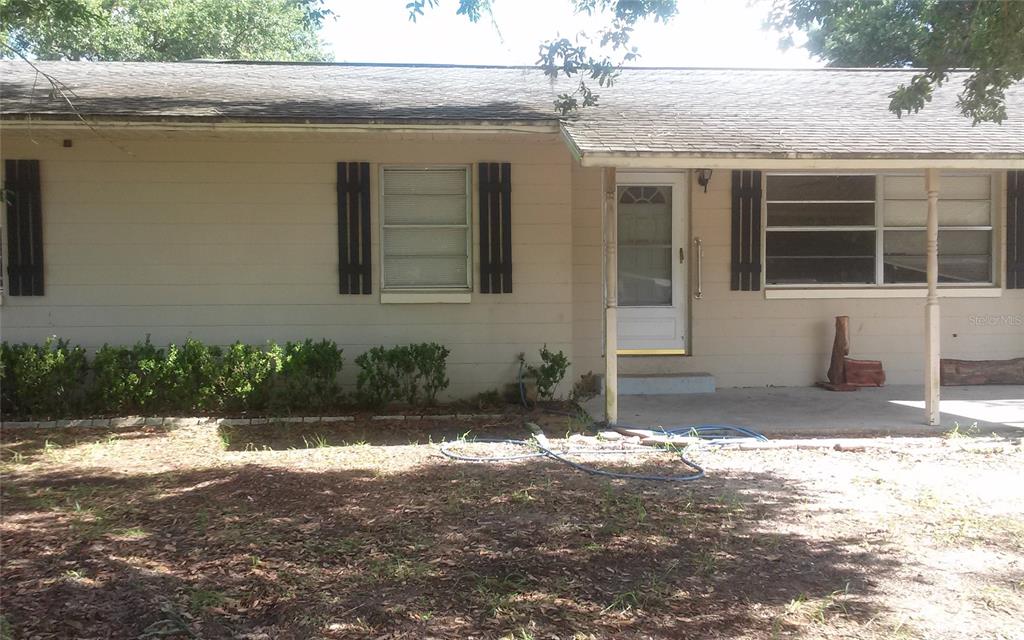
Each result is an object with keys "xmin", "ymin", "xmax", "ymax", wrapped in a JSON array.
[
  {"xmin": 0, "ymin": 0, "xmax": 332, "ymax": 62},
  {"xmin": 2, "ymin": 0, "xmax": 1020, "ymax": 121},
  {"xmin": 421, "ymin": 0, "xmax": 1021, "ymax": 122},
  {"xmin": 765, "ymin": 0, "xmax": 1024, "ymax": 123}
]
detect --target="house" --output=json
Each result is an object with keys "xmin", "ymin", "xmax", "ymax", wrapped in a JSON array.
[{"xmin": 1, "ymin": 61, "xmax": 1022, "ymax": 424}]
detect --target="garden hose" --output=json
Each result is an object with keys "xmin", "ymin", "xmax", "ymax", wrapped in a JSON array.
[
  {"xmin": 439, "ymin": 436, "xmax": 706, "ymax": 482},
  {"xmin": 439, "ymin": 422, "xmax": 767, "ymax": 483},
  {"xmin": 494, "ymin": 357, "xmax": 766, "ymax": 481},
  {"xmin": 621, "ymin": 423, "xmax": 770, "ymax": 443}
]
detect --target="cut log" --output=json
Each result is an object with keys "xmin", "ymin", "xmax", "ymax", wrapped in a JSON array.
[
  {"xmin": 844, "ymin": 358, "xmax": 886, "ymax": 387},
  {"xmin": 826, "ymin": 316, "xmax": 850, "ymax": 385},
  {"xmin": 819, "ymin": 315, "xmax": 885, "ymax": 390},
  {"xmin": 816, "ymin": 381, "xmax": 858, "ymax": 392},
  {"xmin": 940, "ymin": 358, "xmax": 1024, "ymax": 385}
]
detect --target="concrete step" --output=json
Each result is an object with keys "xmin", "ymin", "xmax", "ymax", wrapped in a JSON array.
[{"xmin": 618, "ymin": 372, "xmax": 716, "ymax": 395}]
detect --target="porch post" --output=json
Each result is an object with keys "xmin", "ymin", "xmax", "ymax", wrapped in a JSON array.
[
  {"xmin": 925, "ymin": 169, "xmax": 941, "ymax": 425},
  {"xmin": 603, "ymin": 167, "xmax": 618, "ymax": 424}
]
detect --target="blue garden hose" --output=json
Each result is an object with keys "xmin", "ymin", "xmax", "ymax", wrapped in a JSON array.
[{"xmin": 653, "ymin": 424, "xmax": 769, "ymax": 442}]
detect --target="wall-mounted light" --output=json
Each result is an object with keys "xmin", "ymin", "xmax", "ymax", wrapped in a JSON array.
[{"xmin": 696, "ymin": 169, "xmax": 713, "ymax": 193}]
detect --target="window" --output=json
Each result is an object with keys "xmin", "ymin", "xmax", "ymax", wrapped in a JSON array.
[
  {"xmin": 765, "ymin": 175, "xmax": 876, "ymax": 285},
  {"xmin": 880, "ymin": 174, "xmax": 993, "ymax": 284},
  {"xmin": 617, "ymin": 185, "xmax": 673, "ymax": 306},
  {"xmin": 764, "ymin": 173, "xmax": 995, "ymax": 287},
  {"xmin": 380, "ymin": 166, "xmax": 471, "ymax": 290}
]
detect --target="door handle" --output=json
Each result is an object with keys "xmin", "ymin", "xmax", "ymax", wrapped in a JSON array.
[
  {"xmin": 679, "ymin": 247, "xmax": 685, "ymax": 263},
  {"xmin": 693, "ymin": 237, "xmax": 704, "ymax": 300}
]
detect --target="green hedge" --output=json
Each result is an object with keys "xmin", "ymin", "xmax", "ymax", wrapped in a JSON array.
[
  {"xmin": 0, "ymin": 337, "xmax": 452, "ymax": 419},
  {"xmin": 0, "ymin": 337, "xmax": 344, "ymax": 418},
  {"xmin": 0, "ymin": 338, "xmax": 88, "ymax": 417},
  {"xmin": 355, "ymin": 343, "xmax": 450, "ymax": 408}
]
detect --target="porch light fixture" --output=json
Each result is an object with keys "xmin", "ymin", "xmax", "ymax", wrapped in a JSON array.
[{"xmin": 697, "ymin": 169, "xmax": 713, "ymax": 193}]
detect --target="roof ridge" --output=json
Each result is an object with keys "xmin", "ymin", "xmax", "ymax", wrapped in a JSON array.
[{"xmin": 0, "ymin": 59, "xmax": 953, "ymax": 73}]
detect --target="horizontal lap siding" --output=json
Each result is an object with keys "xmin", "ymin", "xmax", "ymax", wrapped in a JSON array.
[
  {"xmin": 0, "ymin": 131, "xmax": 575, "ymax": 398},
  {"xmin": 618, "ymin": 171, "xmax": 1024, "ymax": 386},
  {"xmin": 571, "ymin": 165, "xmax": 605, "ymax": 379}
]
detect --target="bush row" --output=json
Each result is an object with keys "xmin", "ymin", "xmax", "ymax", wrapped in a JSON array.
[{"xmin": 0, "ymin": 337, "xmax": 451, "ymax": 418}]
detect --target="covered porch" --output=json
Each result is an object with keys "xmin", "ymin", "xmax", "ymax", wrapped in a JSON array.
[
  {"xmin": 585, "ymin": 159, "xmax": 1022, "ymax": 428},
  {"xmin": 560, "ymin": 71, "xmax": 1022, "ymax": 430},
  {"xmin": 582, "ymin": 384, "xmax": 1024, "ymax": 437}
]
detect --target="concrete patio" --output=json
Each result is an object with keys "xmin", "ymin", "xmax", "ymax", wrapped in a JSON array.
[{"xmin": 581, "ymin": 385, "xmax": 1024, "ymax": 437}]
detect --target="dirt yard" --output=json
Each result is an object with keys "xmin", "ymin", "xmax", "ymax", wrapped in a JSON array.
[{"xmin": 2, "ymin": 413, "xmax": 1022, "ymax": 640}]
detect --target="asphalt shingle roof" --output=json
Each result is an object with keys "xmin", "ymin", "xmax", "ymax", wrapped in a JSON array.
[
  {"xmin": 565, "ymin": 67, "xmax": 1023, "ymax": 159},
  {"xmin": 1, "ymin": 61, "xmax": 1021, "ymax": 159}
]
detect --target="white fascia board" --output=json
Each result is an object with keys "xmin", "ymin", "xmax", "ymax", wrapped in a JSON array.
[
  {"xmin": 0, "ymin": 118, "xmax": 561, "ymax": 135},
  {"xmin": 576, "ymin": 152, "xmax": 1024, "ymax": 170}
]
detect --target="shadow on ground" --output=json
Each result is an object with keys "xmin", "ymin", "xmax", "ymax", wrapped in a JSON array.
[
  {"xmin": 0, "ymin": 425, "xmax": 175, "ymax": 458},
  {"xmin": 2, "ymin": 451, "xmax": 900, "ymax": 639},
  {"xmin": 217, "ymin": 407, "xmax": 588, "ymax": 451},
  {"xmin": 218, "ymin": 418, "xmax": 527, "ymax": 451}
]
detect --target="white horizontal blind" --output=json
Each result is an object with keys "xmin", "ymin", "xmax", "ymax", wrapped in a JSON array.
[
  {"xmin": 381, "ymin": 167, "xmax": 470, "ymax": 289},
  {"xmin": 881, "ymin": 173, "xmax": 993, "ymax": 284}
]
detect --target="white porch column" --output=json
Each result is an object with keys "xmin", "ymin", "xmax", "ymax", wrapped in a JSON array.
[
  {"xmin": 925, "ymin": 169, "xmax": 941, "ymax": 425},
  {"xmin": 603, "ymin": 167, "xmax": 618, "ymax": 424}
]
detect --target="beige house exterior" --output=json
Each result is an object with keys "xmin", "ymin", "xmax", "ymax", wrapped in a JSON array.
[{"xmin": 1, "ymin": 62, "xmax": 1022, "ymax": 423}]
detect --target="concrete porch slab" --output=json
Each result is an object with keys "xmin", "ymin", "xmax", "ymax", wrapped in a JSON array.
[
  {"xmin": 581, "ymin": 385, "xmax": 1024, "ymax": 437},
  {"xmin": 618, "ymin": 372, "xmax": 716, "ymax": 395}
]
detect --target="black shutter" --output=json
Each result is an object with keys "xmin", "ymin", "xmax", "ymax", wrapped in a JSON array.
[
  {"xmin": 731, "ymin": 170, "xmax": 762, "ymax": 291},
  {"xmin": 478, "ymin": 162, "xmax": 512, "ymax": 293},
  {"xmin": 337, "ymin": 162, "xmax": 371, "ymax": 294},
  {"xmin": 4, "ymin": 159, "xmax": 44, "ymax": 296},
  {"xmin": 1008, "ymin": 171, "xmax": 1024, "ymax": 290}
]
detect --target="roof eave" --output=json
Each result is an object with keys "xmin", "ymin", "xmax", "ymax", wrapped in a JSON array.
[
  {"xmin": 0, "ymin": 114, "xmax": 563, "ymax": 133},
  {"xmin": 576, "ymin": 150, "xmax": 1024, "ymax": 170}
]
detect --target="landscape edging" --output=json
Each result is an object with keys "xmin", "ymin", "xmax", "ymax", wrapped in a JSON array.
[{"xmin": 1, "ymin": 414, "xmax": 508, "ymax": 429}]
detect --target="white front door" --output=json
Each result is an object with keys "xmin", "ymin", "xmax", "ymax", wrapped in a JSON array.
[{"xmin": 616, "ymin": 172, "xmax": 688, "ymax": 353}]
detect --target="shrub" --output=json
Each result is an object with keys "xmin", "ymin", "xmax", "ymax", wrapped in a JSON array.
[
  {"xmin": 354, "ymin": 346, "xmax": 406, "ymax": 408},
  {"xmin": 570, "ymin": 371, "xmax": 600, "ymax": 402},
  {"xmin": 0, "ymin": 336, "xmax": 446, "ymax": 418},
  {"xmin": 355, "ymin": 342, "xmax": 450, "ymax": 408},
  {"xmin": 90, "ymin": 338, "xmax": 176, "ymax": 414},
  {"xmin": 218, "ymin": 342, "xmax": 282, "ymax": 413},
  {"xmin": 523, "ymin": 345, "xmax": 570, "ymax": 401},
  {"xmin": 273, "ymin": 339, "xmax": 344, "ymax": 413},
  {"xmin": 407, "ymin": 342, "xmax": 450, "ymax": 405},
  {"xmin": 167, "ymin": 338, "xmax": 223, "ymax": 412},
  {"xmin": 0, "ymin": 337, "xmax": 87, "ymax": 417}
]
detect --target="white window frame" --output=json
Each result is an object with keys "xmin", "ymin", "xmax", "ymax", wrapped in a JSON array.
[
  {"xmin": 762, "ymin": 171, "xmax": 998, "ymax": 291},
  {"xmin": 379, "ymin": 164, "xmax": 473, "ymax": 295}
]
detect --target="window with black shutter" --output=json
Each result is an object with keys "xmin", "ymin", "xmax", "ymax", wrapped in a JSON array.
[
  {"xmin": 337, "ymin": 162, "xmax": 372, "ymax": 294},
  {"xmin": 1009, "ymin": 171, "xmax": 1024, "ymax": 289},
  {"xmin": 478, "ymin": 162, "xmax": 512, "ymax": 293},
  {"xmin": 3, "ymin": 159, "xmax": 45, "ymax": 296},
  {"xmin": 381, "ymin": 166, "xmax": 472, "ymax": 290},
  {"xmin": 731, "ymin": 170, "xmax": 762, "ymax": 291}
]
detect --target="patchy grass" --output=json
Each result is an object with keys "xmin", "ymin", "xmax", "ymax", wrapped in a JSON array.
[{"xmin": 1, "ymin": 417, "xmax": 1022, "ymax": 639}]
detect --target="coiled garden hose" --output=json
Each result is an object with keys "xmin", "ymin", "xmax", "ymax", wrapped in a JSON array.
[
  {"xmin": 649, "ymin": 424, "xmax": 769, "ymax": 443},
  {"xmin": 439, "ymin": 437, "xmax": 706, "ymax": 482},
  {"xmin": 439, "ymin": 424, "xmax": 768, "ymax": 483}
]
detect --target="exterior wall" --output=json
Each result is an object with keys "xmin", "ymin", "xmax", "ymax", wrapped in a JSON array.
[
  {"xmin": 2, "ymin": 126, "xmax": 1020, "ymax": 397},
  {"xmin": 617, "ymin": 170, "xmax": 1024, "ymax": 387},
  {"xmin": 0, "ymin": 128, "xmax": 576, "ymax": 399},
  {"xmin": 571, "ymin": 164, "xmax": 605, "ymax": 381}
]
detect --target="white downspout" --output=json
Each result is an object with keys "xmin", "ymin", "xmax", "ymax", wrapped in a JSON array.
[
  {"xmin": 603, "ymin": 167, "xmax": 618, "ymax": 425},
  {"xmin": 925, "ymin": 169, "xmax": 941, "ymax": 425}
]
